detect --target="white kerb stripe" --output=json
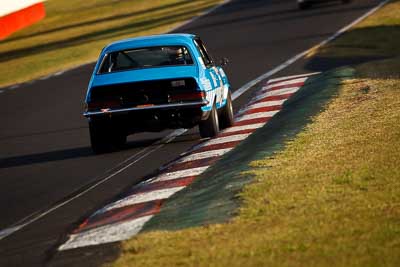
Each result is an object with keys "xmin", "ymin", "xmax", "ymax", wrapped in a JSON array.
[
  {"xmin": 236, "ymin": 110, "xmax": 280, "ymax": 122},
  {"xmin": 177, "ymin": 148, "xmax": 233, "ymax": 163},
  {"xmin": 58, "ymin": 215, "xmax": 153, "ymax": 250},
  {"xmin": 239, "ymin": 100, "xmax": 286, "ymax": 114},
  {"xmin": 267, "ymin": 72, "xmax": 320, "ymax": 84},
  {"xmin": 253, "ymin": 87, "xmax": 299, "ymax": 102},
  {"xmin": 197, "ymin": 133, "xmax": 251, "ymax": 148},
  {"xmin": 223, "ymin": 123, "xmax": 265, "ymax": 133},
  {"xmin": 263, "ymin": 77, "xmax": 308, "ymax": 90},
  {"xmin": 149, "ymin": 166, "xmax": 209, "ymax": 184},
  {"xmin": 99, "ymin": 187, "xmax": 185, "ymax": 214}
]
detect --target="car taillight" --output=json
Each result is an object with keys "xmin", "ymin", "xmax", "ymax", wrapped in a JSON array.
[
  {"xmin": 87, "ymin": 100, "xmax": 120, "ymax": 111},
  {"xmin": 169, "ymin": 91, "xmax": 205, "ymax": 102}
]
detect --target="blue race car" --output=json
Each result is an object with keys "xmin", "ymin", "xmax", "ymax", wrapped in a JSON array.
[{"xmin": 84, "ymin": 34, "xmax": 234, "ymax": 153}]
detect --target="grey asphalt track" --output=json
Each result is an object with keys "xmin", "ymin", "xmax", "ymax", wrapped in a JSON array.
[{"xmin": 0, "ymin": 0, "xmax": 382, "ymax": 266}]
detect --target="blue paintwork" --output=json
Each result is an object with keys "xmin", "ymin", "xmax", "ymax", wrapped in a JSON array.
[
  {"xmin": 91, "ymin": 66, "xmax": 198, "ymax": 87},
  {"xmin": 86, "ymin": 34, "xmax": 230, "ymax": 113}
]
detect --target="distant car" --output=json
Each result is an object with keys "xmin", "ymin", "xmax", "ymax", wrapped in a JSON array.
[
  {"xmin": 297, "ymin": 0, "xmax": 350, "ymax": 9},
  {"xmin": 84, "ymin": 34, "xmax": 234, "ymax": 153}
]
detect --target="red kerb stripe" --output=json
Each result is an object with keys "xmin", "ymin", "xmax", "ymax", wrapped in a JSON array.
[
  {"xmin": 75, "ymin": 200, "xmax": 163, "ymax": 233},
  {"xmin": 233, "ymin": 117, "xmax": 270, "ymax": 127},
  {"xmin": 166, "ymin": 157, "xmax": 219, "ymax": 173},
  {"xmin": 217, "ymin": 129, "xmax": 256, "ymax": 138},
  {"xmin": 195, "ymin": 140, "xmax": 242, "ymax": 153},
  {"xmin": 131, "ymin": 176, "xmax": 196, "ymax": 194},
  {"xmin": 242, "ymin": 105, "xmax": 282, "ymax": 115},
  {"xmin": 251, "ymin": 93, "xmax": 293, "ymax": 104},
  {"xmin": 267, "ymin": 75, "xmax": 310, "ymax": 85}
]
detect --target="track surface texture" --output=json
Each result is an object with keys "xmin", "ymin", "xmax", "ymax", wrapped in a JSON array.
[{"xmin": 0, "ymin": 0, "xmax": 381, "ymax": 266}]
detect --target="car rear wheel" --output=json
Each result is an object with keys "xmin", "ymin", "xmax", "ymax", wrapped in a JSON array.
[
  {"xmin": 219, "ymin": 91, "xmax": 234, "ymax": 129},
  {"xmin": 89, "ymin": 120, "xmax": 126, "ymax": 154},
  {"xmin": 199, "ymin": 102, "xmax": 219, "ymax": 138},
  {"xmin": 298, "ymin": 1, "xmax": 310, "ymax": 9}
]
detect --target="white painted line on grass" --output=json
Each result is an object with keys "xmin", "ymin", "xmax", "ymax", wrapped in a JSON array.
[
  {"xmin": 54, "ymin": 71, "xmax": 65, "ymax": 76},
  {"xmin": 59, "ymin": 215, "xmax": 154, "ymax": 250},
  {"xmin": 39, "ymin": 75, "xmax": 51, "ymax": 80}
]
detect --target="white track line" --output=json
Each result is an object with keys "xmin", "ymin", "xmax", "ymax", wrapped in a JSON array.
[
  {"xmin": 177, "ymin": 148, "xmax": 233, "ymax": 163},
  {"xmin": 0, "ymin": 128, "xmax": 188, "ymax": 241},
  {"xmin": 59, "ymin": 215, "xmax": 154, "ymax": 250},
  {"xmin": 149, "ymin": 166, "xmax": 210, "ymax": 184},
  {"xmin": 0, "ymin": 226, "xmax": 24, "ymax": 240},
  {"xmin": 99, "ymin": 187, "xmax": 185, "ymax": 214}
]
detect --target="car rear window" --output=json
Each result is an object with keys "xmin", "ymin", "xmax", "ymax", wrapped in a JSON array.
[{"xmin": 98, "ymin": 46, "xmax": 193, "ymax": 74}]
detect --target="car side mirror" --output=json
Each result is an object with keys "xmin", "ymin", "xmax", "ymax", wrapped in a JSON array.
[{"xmin": 219, "ymin": 57, "xmax": 229, "ymax": 66}]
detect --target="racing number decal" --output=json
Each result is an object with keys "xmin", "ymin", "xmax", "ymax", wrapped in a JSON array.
[{"xmin": 212, "ymin": 67, "xmax": 224, "ymax": 107}]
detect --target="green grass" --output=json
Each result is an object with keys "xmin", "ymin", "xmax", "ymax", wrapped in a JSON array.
[
  {"xmin": 108, "ymin": 1, "xmax": 400, "ymax": 266},
  {"xmin": 0, "ymin": 0, "xmax": 223, "ymax": 87}
]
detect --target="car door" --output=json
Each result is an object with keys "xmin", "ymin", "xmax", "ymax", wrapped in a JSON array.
[{"xmin": 194, "ymin": 38, "xmax": 224, "ymax": 109}]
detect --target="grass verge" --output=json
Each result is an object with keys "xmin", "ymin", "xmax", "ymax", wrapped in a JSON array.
[
  {"xmin": 0, "ymin": 0, "xmax": 223, "ymax": 88},
  {"xmin": 108, "ymin": 1, "xmax": 400, "ymax": 266}
]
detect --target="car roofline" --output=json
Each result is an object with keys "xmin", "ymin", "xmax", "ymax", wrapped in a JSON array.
[{"xmin": 103, "ymin": 33, "xmax": 197, "ymax": 53}]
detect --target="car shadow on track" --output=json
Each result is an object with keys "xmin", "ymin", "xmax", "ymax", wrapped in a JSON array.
[{"xmin": 0, "ymin": 138, "xmax": 160, "ymax": 169}]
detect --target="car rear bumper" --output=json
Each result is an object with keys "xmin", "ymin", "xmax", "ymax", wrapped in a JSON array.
[{"xmin": 83, "ymin": 100, "xmax": 209, "ymax": 117}]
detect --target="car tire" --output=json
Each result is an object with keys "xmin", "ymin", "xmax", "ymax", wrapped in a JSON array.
[
  {"xmin": 112, "ymin": 133, "xmax": 127, "ymax": 149},
  {"xmin": 89, "ymin": 120, "xmax": 110, "ymax": 154},
  {"xmin": 89, "ymin": 120, "xmax": 126, "ymax": 153},
  {"xmin": 298, "ymin": 2, "xmax": 310, "ymax": 9},
  {"xmin": 199, "ymin": 102, "xmax": 219, "ymax": 138},
  {"xmin": 219, "ymin": 91, "xmax": 234, "ymax": 129}
]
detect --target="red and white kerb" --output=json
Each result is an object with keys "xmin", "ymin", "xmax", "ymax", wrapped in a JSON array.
[{"xmin": 59, "ymin": 73, "xmax": 317, "ymax": 250}]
